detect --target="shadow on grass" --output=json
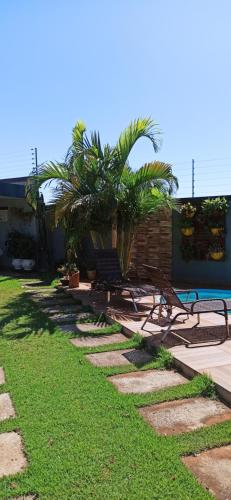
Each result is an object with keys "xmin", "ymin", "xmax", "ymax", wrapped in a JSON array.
[{"xmin": 0, "ymin": 292, "xmax": 57, "ymax": 340}]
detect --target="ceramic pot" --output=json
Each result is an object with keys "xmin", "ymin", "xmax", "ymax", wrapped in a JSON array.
[
  {"xmin": 12, "ymin": 258, "xmax": 23, "ymax": 270},
  {"xmin": 181, "ymin": 227, "xmax": 194, "ymax": 237},
  {"xmin": 22, "ymin": 259, "xmax": 35, "ymax": 271},
  {"xmin": 87, "ymin": 270, "xmax": 96, "ymax": 281},
  {"xmin": 69, "ymin": 272, "xmax": 80, "ymax": 288},
  {"xmin": 210, "ymin": 251, "xmax": 224, "ymax": 261},
  {"xmin": 210, "ymin": 227, "xmax": 223, "ymax": 236}
]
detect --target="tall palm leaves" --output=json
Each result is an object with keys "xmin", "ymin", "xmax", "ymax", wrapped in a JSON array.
[{"xmin": 30, "ymin": 118, "xmax": 178, "ymax": 274}]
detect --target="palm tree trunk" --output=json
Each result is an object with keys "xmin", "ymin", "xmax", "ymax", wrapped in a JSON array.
[{"xmin": 111, "ymin": 212, "xmax": 117, "ymax": 249}]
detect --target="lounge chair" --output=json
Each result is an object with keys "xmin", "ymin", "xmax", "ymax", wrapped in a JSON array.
[
  {"xmin": 141, "ymin": 264, "xmax": 230, "ymax": 346},
  {"xmin": 91, "ymin": 249, "xmax": 158, "ymax": 312}
]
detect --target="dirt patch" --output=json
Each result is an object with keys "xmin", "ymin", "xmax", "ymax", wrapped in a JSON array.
[
  {"xmin": 183, "ymin": 445, "xmax": 231, "ymax": 500},
  {"xmin": 0, "ymin": 367, "xmax": 5, "ymax": 385},
  {"xmin": 71, "ymin": 333, "xmax": 127, "ymax": 347},
  {"xmin": 86, "ymin": 349, "xmax": 153, "ymax": 367},
  {"xmin": 139, "ymin": 397, "xmax": 231, "ymax": 435},
  {"xmin": 0, "ymin": 393, "xmax": 15, "ymax": 421},
  {"xmin": 109, "ymin": 369, "xmax": 187, "ymax": 393},
  {"xmin": 0, "ymin": 432, "xmax": 27, "ymax": 477}
]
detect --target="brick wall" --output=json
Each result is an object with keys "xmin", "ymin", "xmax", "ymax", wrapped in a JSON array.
[{"xmin": 130, "ymin": 209, "xmax": 172, "ymax": 279}]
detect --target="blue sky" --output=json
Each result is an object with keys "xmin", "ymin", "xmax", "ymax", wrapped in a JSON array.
[{"xmin": 0, "ymin": 0, "xmax": 231, "ymax": 200}]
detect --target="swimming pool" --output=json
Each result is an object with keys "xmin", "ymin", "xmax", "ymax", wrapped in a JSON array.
[{"xmin": 177, "ymin": 288, "xmax": 231, "ymax": 303}]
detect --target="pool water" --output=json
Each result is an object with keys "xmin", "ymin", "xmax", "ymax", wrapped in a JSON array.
[{"xmin": 177, "ymin": 288, "xmax": 231, "ymax": 303}]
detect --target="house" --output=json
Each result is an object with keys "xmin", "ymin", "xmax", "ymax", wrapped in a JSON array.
[{"xmin": 0, "ymin": 177, "xmax": 37, "ymax": 268}]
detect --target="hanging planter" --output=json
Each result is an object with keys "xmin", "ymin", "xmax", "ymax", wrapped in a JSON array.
[
  {"xmin": 181, "ymin": 227, "xmax": 194, "ymax": 237},
  {"xmin": 209, "ymin": 242, "xmax": 225, "ymax": 261},
  {"xmin": 180, "ymin": 202, "xmax": 197, "ymax": 219},
  {"xmin": 210, "ymin": 227, "xmax": 224, "ymax": 236}
]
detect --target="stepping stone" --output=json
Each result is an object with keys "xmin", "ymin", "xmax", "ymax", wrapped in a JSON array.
[
  {"xmin": 71, "ymin": 333, "xmax": 127, "ymax": 347},
  {"xmin": 183, "ymin": 445, "xmax": 231, "ymax": 500},
  {"xmin": 139, "ymin": 397, "xmax": 231, "ymax": 435},
  {"xmin": 41, "ymin": 304, "xmax": 82, "ymax": 314},
  {"xmin": 0, "ymin": 432, "xmax": 27, "ymax": 477},
  {"xmin": 74, "ymin": 322, "xmax": 109, "ymax": 332},
  {"xmin": 50, "ymin": 313, "xmax": 79, "ymax": 323},
  {"xmin": 86, "ymin": 349, "xmax": 153, "ymax": 367},
  {"xmin": 9, "ymin": 496, "xmax": 35, "ymax": 500},
  {"xmin": 0, "ymin": 393, "xmax": 15, "ymax": 421},
  {"xmin": 109, "ymin": 369, "xmax": 187, "ymax": 394},
  {"xmin": 0, "ymin": 367, "xmax": 5, "ymax": 385}
]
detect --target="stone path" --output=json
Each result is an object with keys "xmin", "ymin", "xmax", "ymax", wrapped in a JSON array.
[
  {"xmin": 139, "ymin": 397, "xmax": 231, "ymax": 435},
  {"xmin": 0, "ymin": 432, "xmax": 27, "ymax": 477},
  {"xmin": 0, "ymin": 393, "xmax": 15, "ymax": 421},
  {"xmin": 86, "ymin": 349, "xmax": 153, "ymax": 367},
  {"xmin": 183, "ymin": 445, "xmax": 231, "ymax": 500},
  {"xmin": 20, "ymin": 280, "xmax": 231, "ymax": 497},
  {"xmin": 0, "ymin": 368, "xmax": 27, "ymax": 479},
  {"xmin": 71, "ymin": 333, "xmax": 127, "ymax": 348},
  {"xmin": 108, "ymin": 369, "xmax": 187, "ymax": 394},
  {"xmin": 0, "ymin": 367, "xmax": 5, "ymax": 385}
]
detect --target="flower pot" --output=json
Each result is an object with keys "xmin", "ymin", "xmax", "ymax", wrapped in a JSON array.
[
  {"xmin": 87, "ymin": 269, "xmax": 96, "ymax": 281},
  {"xmin": 69, "ymin": 272, "xmax": 80, "ymax": 288},
  {"xmin": 22, "ymin": 259, "xmax": 35, "ymax": 271},
  {"xmin": 60, "ymin": 276, "xmax": 69, "ymax": 286},
  {"xmin": 210, "ymin": 251, "xmax": 224, "ymax": 261},
  {"xmin": 12, "ymin": 258, "xmax": 23, "ymax": 270},
  {"xmin": 181, "ymin": 227, "xmax": 194, "ymax": 237},
  {"xmin": 210, "ymin": 227, "xmax": 223, "ymax": 236}
]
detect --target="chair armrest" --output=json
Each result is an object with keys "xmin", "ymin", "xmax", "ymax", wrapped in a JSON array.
[
  {"xmin": 190, "ymin": 298, "xmax": 228, "ymax": 314},
  {"xmin": 177, "ymin": 289, "xmax": 199, "ymax": 301}
]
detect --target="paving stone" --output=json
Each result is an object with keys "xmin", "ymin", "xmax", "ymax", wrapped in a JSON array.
[
  {"xmin": 74, "ymin": 322, "xmax": 109, "ymax": 332},
  {"xmin": 50, "ymin": 313, "xmax": 79, "ymax": 323},
  {"xmin": 0, "ymin": 367, "xmax": 5, "ymax": 385},
  {"xmin": 109, "ymin": 369, "xmax": 187, "ymax": 394},
  {"xmin": 139, "ymin": 397, "xmax": 231, "ymax": 435},
  {"xmin": 183, "ymin": 445, "xmax": 231, "ymax": 500},
  {"xmin": 0, "ymin": 432, "xmax": 27, "ymax": 477},
  {"xmin": 86, "ymin": 349, "xmax": 153, "ymax": 367},
  {"xmin": 41, "ymin": 304, "xmax": 82, "ymax": 314},
  {"xmin": 0, "ymin": 393, "xmax": 15, "ymax": 421},
  {"xmin": 9, "ymin": 496, "xmax": 35, "ymax": 500},
  {"xmin": 71, "ymin": 333, "xmax": 127, "ymax": 347}
]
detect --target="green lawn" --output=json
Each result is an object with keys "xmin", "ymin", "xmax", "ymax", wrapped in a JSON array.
[{"xmin": 0, "ymin": 277, "xmax": 231, "ymax": 499}]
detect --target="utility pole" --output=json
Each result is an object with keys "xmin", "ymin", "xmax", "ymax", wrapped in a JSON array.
[
  {"xmin": 31, "ymin": 147, "xmax": 38, "ymax": 175},
  {"xmin": 192, "ymin": 158, "xmax": 195, "ymax": 198}
]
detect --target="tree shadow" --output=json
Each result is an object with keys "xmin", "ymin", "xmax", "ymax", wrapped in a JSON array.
[{"xmin": 0, "ymin": 292, "xmax": 57, "ymax": 340}]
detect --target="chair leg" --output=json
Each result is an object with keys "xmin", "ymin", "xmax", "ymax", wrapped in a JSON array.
[{"xmin": 130, "ymin": 293, "xmax": 138, "ymax": 312}]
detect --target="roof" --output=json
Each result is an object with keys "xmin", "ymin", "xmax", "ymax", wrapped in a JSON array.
[
  {"xmin": 0, "ymin": 176, "xmax": 29, "ymax": 183},
  {"xmin": 0, "ymin": 181, "xmax": 25, "ymax": 198}
]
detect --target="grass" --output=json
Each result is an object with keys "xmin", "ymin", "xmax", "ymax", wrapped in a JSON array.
[{"xmin": 0, "ymin": 276, "xmax": 230, "ymax": 499}]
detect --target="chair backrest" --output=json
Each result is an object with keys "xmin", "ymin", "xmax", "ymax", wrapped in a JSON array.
[
  {"xmin": 95, "ymin": 249, "xmax": 123, "ymax": 282},
  {"xmin": 143, "ymin": 264, "xmax": 187, "ymax": 311}
]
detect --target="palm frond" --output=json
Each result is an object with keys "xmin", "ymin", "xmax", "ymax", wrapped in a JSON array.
[{"xmin": 115, "ymin": 117, "xmax": 161, "ymax": 170}]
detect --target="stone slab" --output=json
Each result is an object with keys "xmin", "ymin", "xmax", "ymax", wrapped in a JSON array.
[
  {"xmin": 71, "ymin": 333, "xmax": 127, "ymax": 347},
  {"xmin": 86, "ymin": 349, "xmax": 153, "ymax": 367},
  {"xmin": 75, "ymin": 322, "xmax": 109, "ymax": 332},
  {"xmin": 139, "ymin": 397, "xmax": 231, "ymax": 435},
  {"xmin": 0, "ymin": 393, "xmax": 15, "ymax": 421},
  {"xmin": 9, "ymin": 496, "xmax": 35, "ymax": 500},
  {"xmin": 183, "ymin": 445, "xmax": 231, "ymax": 500},
  {"xmin": 109, "ymin": 369, "xmax": 187, "ymax": 394},
  {"xmin": 41, "ymin": 304, "xmax": 81, "ymax": 314},
  {"xmin": 54, "ymin": 313, "xmax": 93, "ymax": 325},
  {"xmin": 0, "ymin": 367, "xmax": 5, "ymax": 385},
  {"xmin": 0, "ymin": 432, "xmax": 27, "ymax": 477}
]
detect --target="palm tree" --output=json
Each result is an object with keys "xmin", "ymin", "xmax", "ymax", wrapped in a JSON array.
[{"xmin": 31, "ymin": 118, "xmax": 178, "ymax": 274}]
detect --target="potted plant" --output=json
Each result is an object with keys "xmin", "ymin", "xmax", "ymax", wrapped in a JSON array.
[
  {"xmin": 21, "ymin": 235, "xmax": 36, "ymax": 270},
  {"xmin": 57, "ymin": 264, "xmax": 69, "ymax": 286},
  {"xmin": 202, "ymin": 197, "xmax": 229, "ymax": 218},
  {"xmin": 181, "ymin": 218, "xmax": 194, "ymax": 237},
  {"xmin": 67, "ymin": 263, "xmax": 80, "ymax": 288},
  {"xmin": 6, "ymin": 231, "xmax": 24, "ymax": 270},
  {"xmin": 181, "ymin": 202, "xmax": 197, "ymax": 219},
  {"xmin": 208, "ymin": 221, "xmax": 224, "ymax": 236},
  {"xmin": 209, "ymin": 241, "xmax": 225, "ymax": 261},
  {"xmin": 84, "ymin": 256, "xmax": 96, "ymax": 281}
]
